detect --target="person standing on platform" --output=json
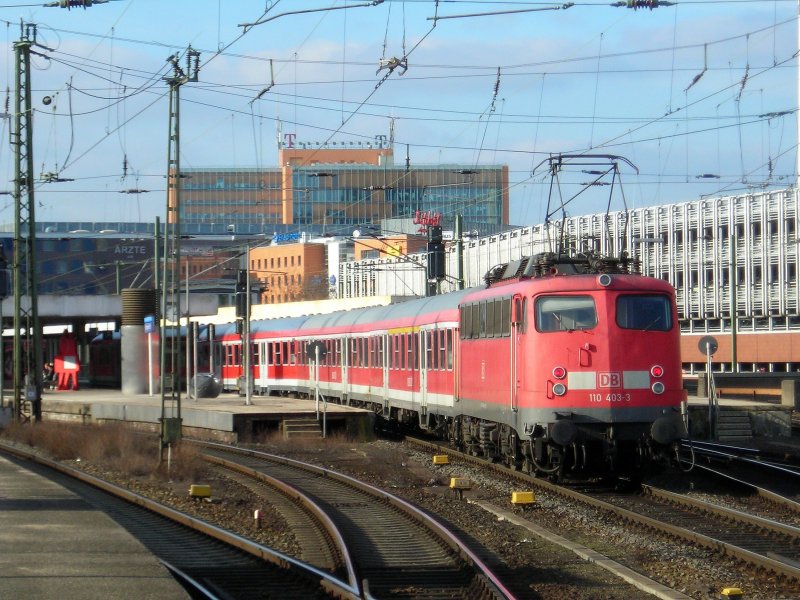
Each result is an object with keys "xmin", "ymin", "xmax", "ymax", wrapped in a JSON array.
[
  {"xmin": 42, "ymin": 362, "xmax": 55, "ymax": 390},
  {"xmin": 55, "ymin": 329, "xmax": 80, "ymax": 391}
]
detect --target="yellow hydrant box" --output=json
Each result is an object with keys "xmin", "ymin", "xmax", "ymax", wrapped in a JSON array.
[
  {"xmin": 511, "ymin": 491, "xmax": 535, "ymax": 505},
  {"xmin": 189, "ymin": 484, "xmax": 212, "ymax": 498}
]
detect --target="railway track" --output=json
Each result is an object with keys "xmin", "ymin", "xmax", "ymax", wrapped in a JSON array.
[
  {"xmin": 677, "ymin": 439, "xmax": 800, "ymax": 511},
  {"xmin": 0, "ymin": 441, "xmax": 359, "ymax": 599},
  {"xmin": 194, "ymin": 441, "xmax": 515, "ymax": 600},
  {"xmin": 405, "ymin": 436, "xmax": 800, "ymax": 584}
]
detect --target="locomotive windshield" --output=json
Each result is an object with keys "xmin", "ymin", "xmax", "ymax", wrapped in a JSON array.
[
  {"xmin": 535, "ymin": 296, "xmax": 597, "ymax": 332},
  {"xmin": 616, "ymin": 294, "xmax": 672, "ymax": 331}
]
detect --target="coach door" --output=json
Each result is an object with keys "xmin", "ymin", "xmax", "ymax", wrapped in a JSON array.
[
  {"xmin": 340, "ymin": 336, "xmax": 349, "ymax": 403},
  {"xmin": 419, "ymin": 328, "xmax": 428, "ymax": 418},
  {"xmin": 382, "ymin": 333, "xmax": 389, "ymax": 411},
  {"xmin": 511, "ymin": 295, "xmax": 525, "ymax": 412}
]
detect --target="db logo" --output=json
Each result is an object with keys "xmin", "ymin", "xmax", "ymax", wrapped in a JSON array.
[{"xmin": 599, "ymin": 372, "xmax": 621, "ymax": 388}]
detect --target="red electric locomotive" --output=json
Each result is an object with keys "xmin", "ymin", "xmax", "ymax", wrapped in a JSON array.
[{"xmin": 216, "ymin": 250, "xmax": 687, "ymax": 479}]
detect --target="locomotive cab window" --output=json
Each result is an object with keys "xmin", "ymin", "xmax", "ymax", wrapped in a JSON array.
[
  {"xmin": 616, "ymin": 294, "xmax": 672, "ymax": 331},
  {"xmin": 535, "ymin": 296, "xmax": 597, "ymax": 332}
]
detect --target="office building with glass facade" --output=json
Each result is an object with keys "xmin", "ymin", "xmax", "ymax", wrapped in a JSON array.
[{"xmin": 173, "ymin": 145, "xmax": 509, "ymax": 236}]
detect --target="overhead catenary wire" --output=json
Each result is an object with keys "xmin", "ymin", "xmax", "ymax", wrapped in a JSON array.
[{"xmin": 0, "ymin": 2, "xmax": 791, "ymax": 227}]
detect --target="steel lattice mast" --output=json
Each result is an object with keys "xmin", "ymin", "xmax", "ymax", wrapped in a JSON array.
[{"xmin": 12, "ymin": 23, "xmax": 42, "ymax": 422}]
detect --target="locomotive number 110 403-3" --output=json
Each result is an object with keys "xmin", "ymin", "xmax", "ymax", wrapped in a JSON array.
[{"xmin": 588, "ymin": 393, "xmax": 632, "ymax": 403}]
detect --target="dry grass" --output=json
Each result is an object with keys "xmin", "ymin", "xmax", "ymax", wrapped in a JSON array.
[
  {"xmin": 253, "ymin": 429, "xmax": 355, "ymax": 453},
  {"xmin": 154, "ymin": 441, "xmax": 208, "ymax": 482},
  {"xmin": 0, "ymin": 421, "xmax": 207, "ymax": 482}
]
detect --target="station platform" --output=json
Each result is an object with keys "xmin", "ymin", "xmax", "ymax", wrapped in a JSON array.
[
  {"xmin": 0, "ymin": 452, "xmax": 189, "ymax": 600},
  {"xmin": 0, "ymin": 388, "xmax": 374, "ymax": 443},
  {"xmin": 685, "ymin": 394, "xmax": 797, "ymax": 454}
]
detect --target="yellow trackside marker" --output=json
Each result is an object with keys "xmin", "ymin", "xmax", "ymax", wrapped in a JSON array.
[
  {"xmin": 189, "ymin": 484, "xmax": 212, "ymax": 498},
  {"xmin": 720, "ymin": 589, "xmax": 743, "ymax": 597},
  {"xmin": 449, "ymin": 477, "xmax": 471, "ymax": 490},
  {"xmin": 511, "ymin": 491, "xmax": 535, "ymax": 505},
  {"xmin": 449, "ymin": 477, "xmax": 471, "ymax": 500},
  {"xmin": 432, "ymin": 455, "xmax": 449, "ymax": 465}
]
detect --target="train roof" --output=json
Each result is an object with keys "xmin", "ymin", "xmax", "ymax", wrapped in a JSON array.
[{"xmin": 298, "ymin": 287, "xmax": 475, "ymax": 333}]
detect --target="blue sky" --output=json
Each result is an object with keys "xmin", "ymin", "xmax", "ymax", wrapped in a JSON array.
[{"xmin": 0, "ymin": 0, "xmax": 795, "ymax": 227}]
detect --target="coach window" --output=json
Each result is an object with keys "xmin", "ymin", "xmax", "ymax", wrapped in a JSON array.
[
  {"xmin": 536, "ymin": 296, "xmax": 597, "ymax": 332},
  {"xmin": 495, "ymin": 299, "xmax": 505, "ymax": 335},
  {"xmin": 467, "ymin": 304, "xmax": 475, "ymax": 339},
  {"xmin": 388, "ymin": 336, "xmax": 395, "ymax": 369},
  {"xmin": 462, "ymin": 304, "xmax": 471, "ymax": 339},
  {"xmin": 399, "ymin": 335, "xmax": 406, "ymax": 369},
  {"xmin": 413, "ymin": 333, "xmax": 420, "ymax": 369},
  {"xmin": 425, "ymin": 332, "xmax": 434, "ymax": 369},
  {"xmin": 397, "ymin": 335, "xmax": 404, "ymax": 368},
  {"xmin": 516, "ymin": 296, "xmax": 527, "ymax": 333},
  {"xmin": 273, "ymin": 342, "xmax": 281, "ymax": 365},
  {"xmin": 446, "ymin": 329, "xmax": 454, "ymax": 369},
  {"xmin": 377, "ymin": 336, "xmax": 384, "ymax": 367},
  {"xmin": 351, "ymin": 340, "xmax": 358, "ymax": 367},
  {"xmin": 485, "ymin": 301, "xmax": 495, "ymax": 337},
  {"xmin": 501, "ymin": 298, "xmax": 511, "ymax": 336},
  {"xmin": 617, "ymin": 294, "xmax": 672, "ymax": 331},
  {"xmin": 252, "ymin": 343, "xmax": 260, "ymax": 366},
  {"xmin": 396, "ymin": 335, "xmax": 403, "ymax": 369},
  {"xmin": 439, "ymin": 330, "xmax": 447, "ymax": 369}
]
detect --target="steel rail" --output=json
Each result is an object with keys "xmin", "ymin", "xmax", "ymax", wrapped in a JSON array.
[
  {"xmin": 0, "ymin": 441, "xmax": 361, "ymax": 600},
  {"xmin": 201, "ymin": 450, "xmax": 359, "ymax": 593},
  {"xmin": 196, "ymin": 440, "xmax": 518, "ymax": 600},
  {"xmin": 680, "ymin": 440, "xmax": 800, "ymax": 478},
  {"xmin": 675, "ymin": 460, "xmax": 800, "ymax": 514},
  {"xmin": 643, "ymin": 485, "xmax": 800, "ymax": 539},
  {"xmin": 159, "ymin": 559, "xmax": 224, "ymax": 600},
  {"xmin": 406, "ymin": 436, "xmax": 800, "ymax": 582}
]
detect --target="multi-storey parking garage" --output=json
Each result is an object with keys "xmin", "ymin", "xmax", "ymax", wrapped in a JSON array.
[{"xmin": 340, "ymin": 188, "xmax": 798, "ymax": 373}]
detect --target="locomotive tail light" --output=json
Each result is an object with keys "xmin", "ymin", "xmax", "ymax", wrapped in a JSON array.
[
  {"xmin": 552, "ymin": 382, "xmax": 567, "ymax": 396},
  {"xmin": 598, "ymin": 274, "xmax": 612, "ymax": 287},
  {"xmin": 552, "ymin": 366, "xmax": 567, "ymax": 380},
  {"xmin": 651, "ymin": 381, "xmax": 665, "ymax": 394},
  {"xmin": 650, "ymin": 365, "xmax": 664, "ymax": 378}
]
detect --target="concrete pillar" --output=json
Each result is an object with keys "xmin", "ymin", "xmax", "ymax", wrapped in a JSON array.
[
  {"xmin": 120, "ymin": 289, "xmax": 158, "ymax": 395},
  {"xmin": 781, "ymin": 379, "xmax": 800, "ymax": 410}
]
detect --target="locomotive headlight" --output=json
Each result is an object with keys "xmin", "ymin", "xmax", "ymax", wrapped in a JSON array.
[
  {"xmin": 651, "ymin": 381, "xmax": 665, "ymax": 394},
  {"xmin": 553, "ymin": 382, "xmax": 567, "ymax": 396},
  {"xmin": 598, "ymin": 274, "xmax": 612, "ymax": 287},
  {"xmin": 650, "ymin": 365, "xmax": 664, "ymax": 378},
  {"xmin": 552, "ymin": 366, "xmax": 567, "ymax": 380}
]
